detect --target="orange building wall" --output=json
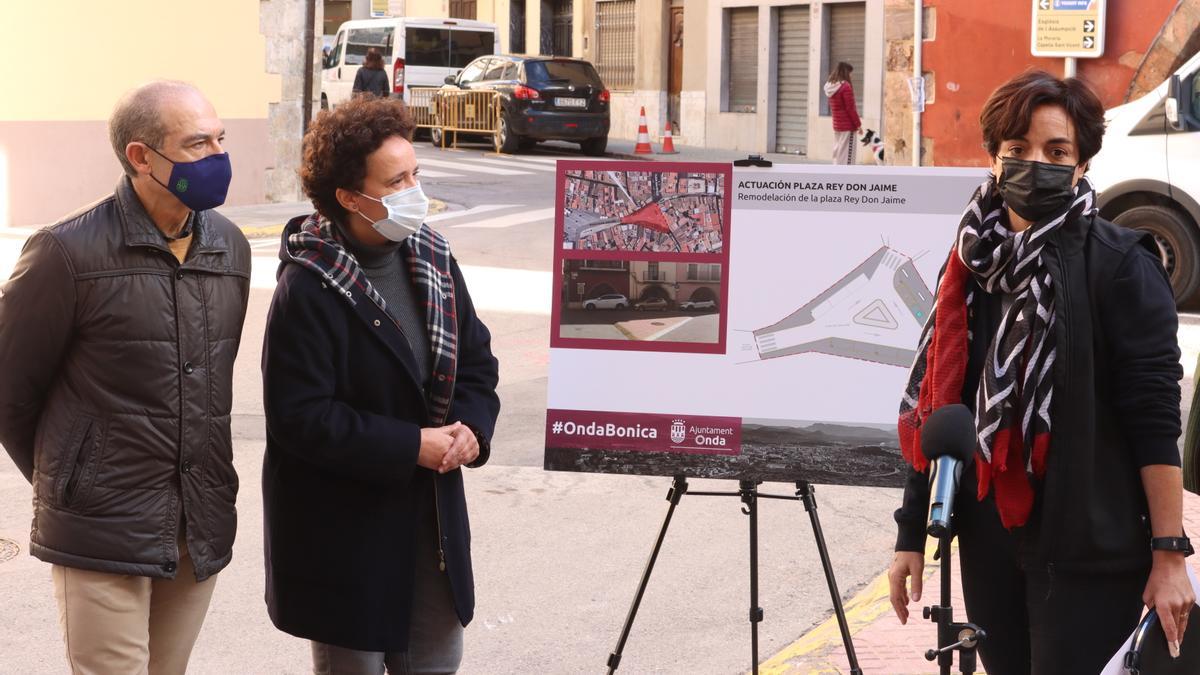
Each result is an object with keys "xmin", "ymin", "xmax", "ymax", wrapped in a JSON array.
[{"xmin": 921, "ymin": 0, "xmax": 1178, "ymax": 167}]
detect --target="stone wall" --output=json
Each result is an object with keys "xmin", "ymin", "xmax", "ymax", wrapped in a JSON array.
[
  {"xmin": 261, "ymin": 0, "xmax": 323, "ymax": 203},
  {"xmin": 1127, "ymin": 0, "xmax": 1200, "ymax": 102}
]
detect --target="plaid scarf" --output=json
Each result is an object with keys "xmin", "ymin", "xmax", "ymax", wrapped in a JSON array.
[
  {"xmin": 898, "ymin": 176, "xmax": 1097, "ymax": 528},
  {"xmin": 284, "ymin": 213, "xmax": 460, "ymax": 425}
]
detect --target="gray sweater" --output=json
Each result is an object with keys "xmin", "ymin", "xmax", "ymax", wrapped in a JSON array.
[{"xmin": 338, "ymin": 223, "xmax": 432, "ymax": 385}]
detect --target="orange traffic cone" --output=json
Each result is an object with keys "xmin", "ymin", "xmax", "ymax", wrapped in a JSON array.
[
  {"xmin": 658, "ymin": 122, "xmax": 678, "ymax": 154},
  {"xmin": 634, "ymin": 107, "xmax": 653, "ymax": 154}
]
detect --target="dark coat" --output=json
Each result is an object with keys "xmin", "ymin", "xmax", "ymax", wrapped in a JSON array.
[
  {"xmin": 353, "ymin": 67, "xmax": 391, "ymax": 98},
  {"xmin": 0, "ymin": 176, "xmax": 251, "ymax": 581},
  {"xmin": 896, "ymin": 214, "xmax": 1183, "ymax": 573},
  {"xmin": 261, "ymin": 218, "xmax": 500, "ymax": 652}
]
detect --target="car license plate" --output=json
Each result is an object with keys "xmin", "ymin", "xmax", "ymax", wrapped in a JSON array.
[{"xmin": 555, "ymin": 97, "xmax": 588, "ymax": 108}]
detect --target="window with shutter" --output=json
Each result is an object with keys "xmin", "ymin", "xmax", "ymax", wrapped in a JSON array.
[
  {"xmin": 595, "ymin": 0, "xmax": 635, "ymax": 90},
  {"xmin": 725, "ymin": 8, "xmax": 758, "ymax": 113},
  {"xmin": 821, "ymin": 2, "xmax": 866, "ymax": 116}
]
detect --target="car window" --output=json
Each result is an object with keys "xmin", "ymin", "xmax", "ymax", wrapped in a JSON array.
[
  {"xmin": 483, "ymin": 59, "xmax": 508, "ymax": 81},
  {"xmin": 450, "ymin": 30, "xmax": 495, "ymax": 68},
  {"xmin": 326, "ymin": 31, "xmax": 345, "ymax": 69},
  {"xmin": 525, "ymin": 60, "xmax": 604, "ymax": 87},
  {"xmin": 457, "ymin": 59, "xmax": 489, "ymax": 85},
  {"xmin": 346, "ymin": 27, "xmax": 394, "ymax": 65},
  {"xmin": 501, "ymin": 62, "xmax": 519, "ymax": 81},
  {"xmin": 406, "ymin": 27, "xmax": 450, "ymax": 68}
]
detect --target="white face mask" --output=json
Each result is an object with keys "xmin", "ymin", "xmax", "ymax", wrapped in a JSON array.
[{"xmin": 356, "ymin": 184, "xmax": 429, "ymax": 241}]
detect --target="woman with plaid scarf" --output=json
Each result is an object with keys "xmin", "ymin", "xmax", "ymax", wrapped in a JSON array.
[{"xmin": 260, "ymin": 97, "xmax": 500, "ymax": 674}]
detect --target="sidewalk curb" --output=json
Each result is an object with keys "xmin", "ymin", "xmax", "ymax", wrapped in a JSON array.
[{"xmin": 760, "ymin": 539, "xmax": 943, "ymax": 674}]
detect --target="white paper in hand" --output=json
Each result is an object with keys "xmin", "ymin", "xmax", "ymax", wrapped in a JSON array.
[{"xmin": 1099, "ymin": 565, "xmax": 1200, "ymax": 674}]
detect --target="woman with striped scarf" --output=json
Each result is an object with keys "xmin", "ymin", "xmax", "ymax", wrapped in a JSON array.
[{"xmin": 887, "ymin": 71, "xmax": 1194, "ymax": 673}]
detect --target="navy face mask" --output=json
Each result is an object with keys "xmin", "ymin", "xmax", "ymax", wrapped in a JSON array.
[{"xmin": 148, "ymin": 147, "xmax": 232, "ymax": 212}]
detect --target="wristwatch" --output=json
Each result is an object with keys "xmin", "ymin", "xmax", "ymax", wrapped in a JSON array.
[{"xmin": 1150, "ymin": 536, "xmax": 1195, "ymax": 556}]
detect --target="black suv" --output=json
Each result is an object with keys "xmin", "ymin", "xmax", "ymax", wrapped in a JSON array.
[{"xmin": 437, "ymin": 54, "xmax": 610, "ymax": 155}]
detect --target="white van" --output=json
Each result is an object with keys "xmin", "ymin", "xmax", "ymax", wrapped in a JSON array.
[
  {"xmin": 1089, "ymin": 50, "xmax": 1200, "ymax": 303},
  {"xmin": 321, "ymin": 17, "xmax": 499, "ymax": 110}
]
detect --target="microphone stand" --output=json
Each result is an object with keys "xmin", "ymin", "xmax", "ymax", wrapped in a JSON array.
[{"xmin": 923, "ymin": 527, "xmax": 986, "ymax": 675}]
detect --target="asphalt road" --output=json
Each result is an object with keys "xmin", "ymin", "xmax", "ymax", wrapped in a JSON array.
[{"xmin": 2, "ymin": 140, "xmax": 1199, "ymax": 673}]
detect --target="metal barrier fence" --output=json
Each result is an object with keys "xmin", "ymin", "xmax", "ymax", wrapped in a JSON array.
[
  {"xmin": 431, "ymin": 89, "xmax": 502, "ymax": 153},
  {"xmin": 407, "ymin": 87, "xmax": 440, "ymax": 129}
]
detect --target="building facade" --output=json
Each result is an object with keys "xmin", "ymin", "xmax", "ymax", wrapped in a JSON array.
[
  {"xmin": 580, "ymin": 0, "xmax": 885, "ymax": 160},
  {"xmin": 882, "ymin": 0, "xmax": 1199, "ymax": 166},
  {"xmin": 327, "ymin": 0, "xmax": 586, "ymax": 57},
  {"xmin": 0, "ymin": 0, "xmax": 319, "ymax": 228}
]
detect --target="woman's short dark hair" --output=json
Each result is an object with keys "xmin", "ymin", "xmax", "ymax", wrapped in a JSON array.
[
  {"xmin": 364, "ymin": 48, "xmax": 384, "ymax": 70},
  {"xmin": 979, "ymin": 70, "xmax": 1106, "ymax": 164},
  {"xmin": 300, "ymin": 96, "xmax": 416, "ymax": 220}
]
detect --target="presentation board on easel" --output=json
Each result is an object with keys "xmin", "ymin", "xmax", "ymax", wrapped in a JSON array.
[{"xmin": 543, "ymin": 160, "xmax": 988, "ymax": 487}]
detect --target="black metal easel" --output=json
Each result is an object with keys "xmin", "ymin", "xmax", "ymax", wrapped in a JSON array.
[{"xmin": 605, "ymin": 475, "xmax": 863, "ymax": 675}]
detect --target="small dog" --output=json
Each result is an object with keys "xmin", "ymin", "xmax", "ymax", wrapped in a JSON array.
[{"xmin": 860, "ymin": 128, "xmax": 886, "ymax": 165}]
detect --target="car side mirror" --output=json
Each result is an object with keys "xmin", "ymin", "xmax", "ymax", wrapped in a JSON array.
[
  {"xmin": 445, "ymin": 74, "xmax": 458, "ymax": 85},
  {"xmin": 1167, "ymin": 75, "xmax": 1184, "ymax": 132}
]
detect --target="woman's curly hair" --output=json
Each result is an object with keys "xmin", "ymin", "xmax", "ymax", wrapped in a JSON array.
[{"xmin": 300, "ymin": 96, "xmax": 416, "ymax": 221}]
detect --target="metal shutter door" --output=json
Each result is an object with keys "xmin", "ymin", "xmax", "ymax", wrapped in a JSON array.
[
  {"xmin": 775, "ymin": 5, "xmax": 811, "ymax": 154},
  {"xmin": 828, "ymin": 2, "xmax": 866, "ymax": 115},
  {"xmin": 727, "ymin": 8, "xmax": 758, "ymax": 112}
]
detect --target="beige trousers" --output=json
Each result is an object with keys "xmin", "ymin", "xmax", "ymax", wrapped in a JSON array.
[
  {"xmin": 832, "ymin": 130, "xmax": 857, "ymax": 165},
  {"xmin": 51, "ymin": 541, "xmax": 217, "ymax": 675}
]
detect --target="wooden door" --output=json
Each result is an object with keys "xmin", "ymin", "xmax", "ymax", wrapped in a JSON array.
[{"xmin": 668, "ymin": 7, "xmax": 684, "ymax": 132}]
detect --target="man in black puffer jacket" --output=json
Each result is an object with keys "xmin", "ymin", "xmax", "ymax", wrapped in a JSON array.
[{"xmin": 0, "ymin": 80, "xmax": 250, "ymax": 673}]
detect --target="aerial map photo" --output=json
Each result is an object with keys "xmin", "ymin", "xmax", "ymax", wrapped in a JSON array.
[{"xmin": 561, "ymin": 169, "xmax": 726, "ymax": 253}]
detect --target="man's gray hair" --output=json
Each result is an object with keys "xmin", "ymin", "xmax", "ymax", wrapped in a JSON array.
[{"xmin": 108, "ymin": 80, "xmax": 200, "ymax": 177}]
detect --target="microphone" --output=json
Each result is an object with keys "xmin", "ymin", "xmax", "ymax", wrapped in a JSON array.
[{"xmin": 921, "ymin": 404, "xmax": 976, "ymax": 539}]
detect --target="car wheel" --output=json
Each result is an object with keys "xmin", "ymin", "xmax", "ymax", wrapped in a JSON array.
[
  {"xmin": 430, "ymin": 126, "xmax": 444, "ymax": 148},
  {"xmin": 581, "ymin": 136, "xmax": 607, "ymax": 157},
  {"xmin": 616, "ymin": 303, "xmax": 626, "ymax": 310},
  {"xmin": 584, "ymin": 303, "xmax": 595, "ymax": 310},
  {"xmin": 498, "ymin": 115, "xmax": 521, "ymax": 154},
  {"xmin": 1114, "ymin": 205, "xmax": 1200, "ymax": 304}
]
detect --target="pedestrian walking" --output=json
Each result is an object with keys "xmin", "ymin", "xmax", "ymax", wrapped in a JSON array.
[
  {"xmin": 0, "ymin": 80, "xmax": 251, "ymax": 674},
  {"xmin": 887, "ymin": 70, "xmax": 1194, "ymax": 673},
  {"xmin": 261, "ymin": 95, "xmax": 500, "ymax": 674},
  {"xmin": 824, "ymin": 61, "xmax": 861, "ymax": 165},
  {"xmin": 353, "ymin": 48, "xmax": 390, "ymax": 99}
]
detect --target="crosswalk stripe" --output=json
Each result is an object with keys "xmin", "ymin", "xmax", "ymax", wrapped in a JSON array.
[
  {"xmin": 418, "ymin": 168, "xmax": 464, "ymax": 179},
  {"xmin": 451, "ymin": 207, "xmax": 556, "ymax": 229},
  {"xmin": 427, "ymin": 204, "xmax": 519, "ymax": 223},
  {"xmin": 505, "ymin": 155, "xmax": 563, "ymax": 165},
  {"xmin": 465, "ymin": 157, "xmax": 557, "ymax": 173},
  {"xmin": 417, "ymin": 157, "xmax": 532, "ymax": 176}
]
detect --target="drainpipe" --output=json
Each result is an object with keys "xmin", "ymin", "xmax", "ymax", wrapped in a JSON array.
[
  {"xmin": 912, "ymin": 0, "xmax": 923, "ymax": 167},
  {"xmin": 303, "ymin": 0, "xmax": 316, "ymax": 135}
]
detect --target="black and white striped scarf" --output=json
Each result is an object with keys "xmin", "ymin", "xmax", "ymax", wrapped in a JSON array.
[
  {"xmin": 899, "ymin": 175, "xmax": 1096, "ymax": 527},
  {"xmin": 284, "ymin": 213, "xmax": 460, "ymax": 425}
]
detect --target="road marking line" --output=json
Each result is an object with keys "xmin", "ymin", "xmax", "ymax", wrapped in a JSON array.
[
  {"xmin": 418, "ymin": 168, "xmax": 464, "ymax": 179},
  {"xmin": 450, "ymin": 207, "xmax": 556, "ymax": 229},
  {"xmin": 758, "ymin": 539, "xmax": 942, "ymax": 674},
  {"xmin": 418, "ymin": 157, "xmax": 533, "ymax": 176},
  {"xmin": 507, "ymin": 156, "xmax": 563, "ymax": 166},
  {"xmin": 426, "ymin": 204, "xmax": 519, "ymax": 223},
  {"xmin": 465, "ymin": 157, "xmax": 557, "ymax": 173}
]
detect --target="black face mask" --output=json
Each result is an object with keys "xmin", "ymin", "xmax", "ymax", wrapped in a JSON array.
[{"xmin": 996, "ymin": 157, "xmax": 1077, "ymax": 223}]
